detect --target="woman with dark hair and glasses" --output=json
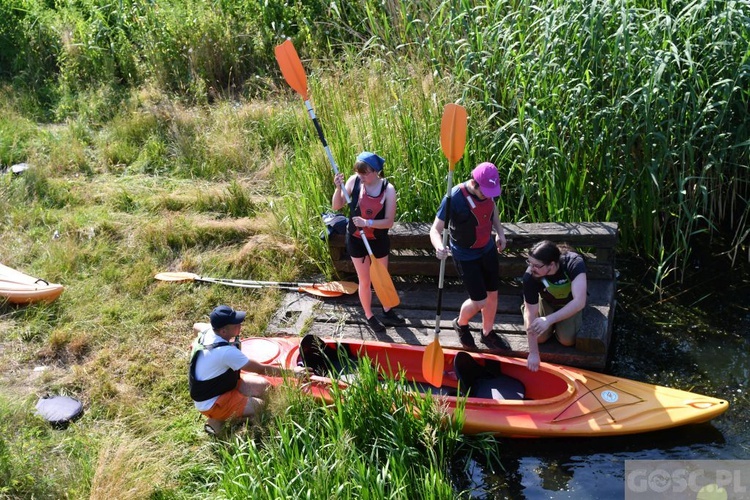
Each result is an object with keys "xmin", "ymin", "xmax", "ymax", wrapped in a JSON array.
[
  {"xmin": 522, "ymin": 240, "xmax": 588, "ymax": 371},
  {"xmin": 332, "ymin": 151, "xmax": 405, "ymax": 333}
]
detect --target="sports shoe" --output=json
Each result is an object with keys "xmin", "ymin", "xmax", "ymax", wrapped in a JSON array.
[
  {"xmin": 367, "ymin": 315, "xmax": 387, "ymax": 333},
  {"xmin": 453, "ymin": 318, "xmax": 476, "ymax": 349},
  {"xmin": 480, "ymin": 331, "xmax": 510, "ymax": 351},
  {"xmin": 379, "ymin": 308, "xmax": 406, "ymax": 326}
]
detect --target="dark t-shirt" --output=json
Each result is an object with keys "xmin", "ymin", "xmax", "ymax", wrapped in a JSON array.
[{"xmin": 522, "ymin": 252, "xmax": 586, "ymax": 307}]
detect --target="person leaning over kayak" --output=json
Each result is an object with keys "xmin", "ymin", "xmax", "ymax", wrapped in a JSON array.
[
  {"xmin": 522, "ymin": 240, "xmax": 588, "ymax": 372},
  {"xmin": 332, "ymin": 151, "xmax": 405, "ymax": 333},
  {"xmin": 189, "ymin": 305, "xmax": 309, "ymax": 436},
  {"xmin": 429, "ymin": 162, "xmax": 508, "ymax": 350}
]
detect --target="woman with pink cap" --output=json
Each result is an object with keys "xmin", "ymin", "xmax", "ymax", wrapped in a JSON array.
[
  {"xmin": 429, "ymin": 162, "xmax": 508, "ymax": 350},
  {"xmin": 332, "ymin": 151, "xmax": 405, "ymax": 333}
]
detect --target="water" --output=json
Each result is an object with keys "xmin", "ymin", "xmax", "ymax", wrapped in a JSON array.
[{"xmin": 463, "ymin": 255, "xmax": 750, "ymax": 499}]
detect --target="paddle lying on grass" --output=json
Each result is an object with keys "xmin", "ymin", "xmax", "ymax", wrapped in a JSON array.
[
  {"xmin": 154, "ymin": 272, "xmax": 357, "ymax": 298},
  {"xmin": 275, "ymin": 39, "xmax": 350, "ymax": 203},
  {"xmin": 423, "ymin": 103, "xmax": 468, "ymax": 388},
  {"xmin": 360, "ymin": 233, "xmax": 400, "ymax": 309}
]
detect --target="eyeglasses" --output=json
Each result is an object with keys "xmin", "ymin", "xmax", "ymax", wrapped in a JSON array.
[{"xmin": 526, "ymin": 259, "xmax": 547, "ymax": 269}]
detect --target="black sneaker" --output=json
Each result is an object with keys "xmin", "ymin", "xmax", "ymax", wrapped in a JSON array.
[
  {"xmin": 480, "ymin": 331, "xmax": 510, "ymax": 351},
  {"xmin": 380, "ymin": 308, "xmax": 406, "ymax": 326},
  {"xmin": 453, "ymin": 318, "xmax": 476, "ymax": 349},
  {"xmin": 367, "ymin": 315, "xmax": 387, "ymax": 333}
]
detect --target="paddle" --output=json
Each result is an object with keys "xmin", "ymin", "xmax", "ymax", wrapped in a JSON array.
[
  {"xmin": 154, "ymin": 272, "xmax": 357, "ymax": 297},
  {"xmin": 274, "ymin": 39, "xmax": 350, "ymax": 203},
  {"xmin": 359, "ymin": 233, "xmax": 400, "ymax": 309},
  {"xmin": 423, "ymin": 103, "xmax": 468, "ymax": 387}
]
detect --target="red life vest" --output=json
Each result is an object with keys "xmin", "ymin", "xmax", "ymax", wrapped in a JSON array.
[
  {"xmin": 457, "ymin": 184, "xmax": 494, "ymax": 249},
  {"xmin": 349, "ymin": 178, "xmax": 388, "ymax": 239}
]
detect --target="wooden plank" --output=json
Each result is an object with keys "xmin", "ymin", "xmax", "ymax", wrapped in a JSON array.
[
  {"xmin": 328, "ymin": 221, "xmax": 619, "ymax": 251},
  {"xmin": 333, "ymin": 255, "xmax": 615, "ymax": 279},
  {"xmin": 265, "ymin": 279, "xmax": 613, "ymax": 371}
]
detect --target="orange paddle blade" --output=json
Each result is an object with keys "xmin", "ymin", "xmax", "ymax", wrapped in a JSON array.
[
  {"xmin": 274, "ymin": 40, "xmax": 308, "ymax": 99},
  {"xmin": 370, "ymin": 259, "xmax": 400, "ymax": 309},
  {"xmin": 297, "ymin": 285, "xmax": 342, "ymax": 297},
  {"xmin": 314, "ymin": 281, "xmax": 359, "ymax": 295},
  {"xmin": 422, "ymin": 339, "xmax": 445, "ymax": 387},
  {"xmin": 440, "ymin": 103, "xmax": 468, "ymax": 169}
]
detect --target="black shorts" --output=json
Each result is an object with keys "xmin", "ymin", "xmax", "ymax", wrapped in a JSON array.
[
  {"xmin": 454, "ymin": 248, "xmax": 499, "ymax": 301},
  {"xmin": 346, "ymin": 233, "xmax": 391, "ymax": 259}
]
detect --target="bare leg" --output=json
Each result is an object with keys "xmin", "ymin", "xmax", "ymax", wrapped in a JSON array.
[
  {"xmin": 457, "ymin": 297, "xmax": 486, "ymax": 325},
  {"xmin": 481, "ymin": 290, "xmax": 498, "ymax": 335},
  {"xmin": 239, "ymin": 373, "xmax": 271, "ymax": 398},
  {"xmin": 352, "ymin": 256, "xmax": 374, "ymax": 318}
]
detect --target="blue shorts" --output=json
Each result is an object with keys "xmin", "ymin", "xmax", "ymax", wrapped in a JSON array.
[
  {"xmin": 346, "ymin": 233, "xmax": 391, "ymax": 260},
  {"xmin": 454, "ymin": 248, "xmax": 499, "ymax": 301}
]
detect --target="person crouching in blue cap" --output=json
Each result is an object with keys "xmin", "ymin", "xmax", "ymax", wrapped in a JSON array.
[
  {"xmin": 331, "ymin": 151, "xmax": 406, "ymax": 333},
  {"xmin": 189, "ymin": 305, "xmax": 310, "ymax": 436}
]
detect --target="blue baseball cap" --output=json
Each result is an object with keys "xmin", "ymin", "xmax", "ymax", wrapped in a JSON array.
[
  {"xmin": 356, "ymin": 151, "xmax": 385, "ymax": 172},
  {"xmin": 209, "ymin": 305, "xmax": 246, "ymax": 329}
]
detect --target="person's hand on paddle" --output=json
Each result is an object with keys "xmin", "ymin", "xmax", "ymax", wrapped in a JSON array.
[
  {"xmin": 333, "ymin": 172, "xmax": 345, "ymax": 189},
  {"xmin": 434, "ymin": 244, "xmax": 451, "ymax": 260},
  {"xmin": 352, "ymin": 216, "xmax": 371, "ymax": 228}
]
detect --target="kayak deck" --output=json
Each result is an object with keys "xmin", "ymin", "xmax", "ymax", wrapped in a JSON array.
[
  {"xmin": 0, "ymin": 263, "xmax": 64, "ymax": 305},
  {"xmin": 241, "ymin": 335, "xmax": 729, "ymax": 438}
]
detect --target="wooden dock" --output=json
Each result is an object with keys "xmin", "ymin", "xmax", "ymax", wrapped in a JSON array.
[{"xmin": 266, "ymin": 221, "xmax": 618, "ymax": 371}]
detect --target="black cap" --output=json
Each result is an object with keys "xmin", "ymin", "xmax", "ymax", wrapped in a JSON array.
[{"xmin": 209, "ymin": 305, "xmax": 246, "ymax": 329}]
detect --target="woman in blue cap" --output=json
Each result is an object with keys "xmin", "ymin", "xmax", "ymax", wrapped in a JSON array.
[
  {"xmin": 429, "ymin": 162, "xmax": 508, "ymax": 351},
  {"xmin": 332, "ymin": 151, "xmax": 405, "ymax": 333}
]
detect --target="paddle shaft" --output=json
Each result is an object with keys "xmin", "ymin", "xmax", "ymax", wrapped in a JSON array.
[
  {"xmin": 434, "ymin": 169, "xmax": 455, "ymax": 336},
  {"xmin": 192, "ymin": 276, "xmax": 311, "ymax": 292},
  {"xmin": 303, "ymin": 101, "xmax": 350, "ymax": 203},
  {"xmin": 275, "ymin": 40, "xmax": 350, "ymax": 204}
]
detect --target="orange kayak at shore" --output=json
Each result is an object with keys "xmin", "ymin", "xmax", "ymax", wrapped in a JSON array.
[
  {"xmin": 0, "ymin": 263, "xmax": 64, "ymax": 305},
  {"xmin": 240, "ymin": 335, "xmax": 728, "ymax": 438}
]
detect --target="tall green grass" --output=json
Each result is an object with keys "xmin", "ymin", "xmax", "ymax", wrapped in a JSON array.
[
  {"xmin": 204, "ymin": 360, "xmax": 497, "ymax": 499},
  {"xmin": 3, "ymin": 0, "xmax": 747, "ymax": 284}
]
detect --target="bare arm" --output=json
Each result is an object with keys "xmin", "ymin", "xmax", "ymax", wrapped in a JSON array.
[
  {"xmin": 491, "ymin": 206, "xmax": 506, "ymax": 252},
  {"xmin": 332, "ymin": 173, "xmax": 354, "ymax": 211},
  {"xmin": 429, "ymin": 216, "xmax": 449, "ymax": 259},
  {"xmin": 537, "ymin": 273, "xmax": 587, "ymax": 325},
  {"xmin": 241, "ymin": 358, "xmax": 308, "ymax": 377},
  {"xmin": 523, "ymin": 301, "xmax": 541, "ymax": 371}
]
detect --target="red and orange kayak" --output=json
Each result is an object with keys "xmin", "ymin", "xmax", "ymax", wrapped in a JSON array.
[
  {"xmin": 240, "ymin": 335, "xmax": 728, "ymax": 438},
  {"xmin": 0, "ymin": 263, "xmax": 64, "ymax": 304}
]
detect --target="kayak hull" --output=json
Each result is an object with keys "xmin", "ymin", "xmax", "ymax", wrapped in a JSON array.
[
  {"xmin": 0, "ymin": 263, "xmax": 64, "ymax": 304},
  {"xmin": 241, "ymin": 335, "xmax": 729, "ymax": 438}
]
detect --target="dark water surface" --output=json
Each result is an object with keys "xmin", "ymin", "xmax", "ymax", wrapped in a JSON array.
[{"xmin": 463, "ymin": 255, "xmax": 750, "ymax": 499}]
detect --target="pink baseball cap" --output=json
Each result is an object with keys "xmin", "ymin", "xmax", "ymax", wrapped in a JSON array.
[{"xmin": 472, "ymin": 162, "xmax": 502, "ymax": 198}]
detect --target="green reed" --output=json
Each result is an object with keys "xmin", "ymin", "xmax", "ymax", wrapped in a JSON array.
[
  {"xmin": 277, "ymin": 0, "xmax": 749, "ymax": 287},
  {"xmin": 206, "ymin": 359, "xmax": 494, "ymax": 499}
]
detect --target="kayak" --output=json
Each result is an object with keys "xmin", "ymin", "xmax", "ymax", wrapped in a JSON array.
[
  {"xmin": 241, "ymin": 335, "xmax": 729, "ymax": 438},
  {"xmin": 0, "ymin": 263, "xmax": 64, "ymax": 304}
]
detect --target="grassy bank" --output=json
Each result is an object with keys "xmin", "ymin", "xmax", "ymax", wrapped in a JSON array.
[{"xmin": 1, "ymin": 0, "xmax": 748, "ymax": 496}]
